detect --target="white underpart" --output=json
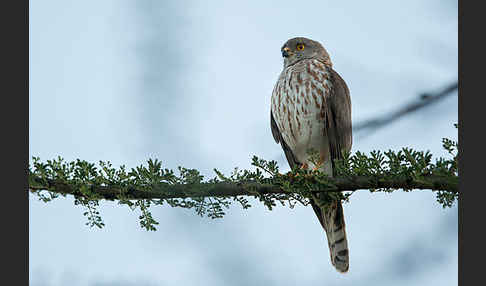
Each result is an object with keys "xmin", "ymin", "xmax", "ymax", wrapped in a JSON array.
[{"xmin": 271, "ymin": 59, "xmax": 333, "ymax": 175}]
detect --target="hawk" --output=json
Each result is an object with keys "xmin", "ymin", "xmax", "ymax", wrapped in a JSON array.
[{"xmin": 270, "ymin": 37, "xmax": 352, "ymax": 273}]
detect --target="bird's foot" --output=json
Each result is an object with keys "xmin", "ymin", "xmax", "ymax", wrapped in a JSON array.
[
  {"xmin": 311, "ymin": 157, "xmax": 325, "ymax": 171},
  {"xmin": 293, "ymin": 163, "xmax": 309, "ymax": 177}
]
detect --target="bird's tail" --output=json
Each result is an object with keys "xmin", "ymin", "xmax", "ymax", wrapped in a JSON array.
[{"xmin": 310, "ymin": 195, "xmax": 349, "ymax": 273}]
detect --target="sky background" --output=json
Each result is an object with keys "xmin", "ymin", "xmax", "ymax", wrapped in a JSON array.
[{"xmin": 29, "ymin": 0, "xmax": 458, "ymax": 285}]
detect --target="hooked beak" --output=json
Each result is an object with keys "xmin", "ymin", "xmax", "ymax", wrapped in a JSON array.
[{"xmin": 282, "ymin": 47, "xmax": 291, "ymax": 58}]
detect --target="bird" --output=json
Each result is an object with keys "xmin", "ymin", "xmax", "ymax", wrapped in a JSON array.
[{"xmin": 270, "ymin": 37, "xmax": 352, "ymax": 273}]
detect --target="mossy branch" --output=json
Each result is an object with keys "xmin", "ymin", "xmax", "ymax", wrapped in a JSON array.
[
  {"xmin": 29, "ymin": 173, "xmax": 456, "ymax": 200},
  {"xmin": 28, "ymin": 129, "xmax": 458, "ymax": 231}
]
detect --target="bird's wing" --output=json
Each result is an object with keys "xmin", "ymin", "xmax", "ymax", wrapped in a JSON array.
[
  {"xmin": 325, "ymin": 68, "xmax": 352, "ymax": 172},
  {"xmin": 271, "ymin": 110, "xmax": 301, "ymax": 170},
  {"xmin": 308, "ymin": 67, "xmax": 352, "ymax": 273}
]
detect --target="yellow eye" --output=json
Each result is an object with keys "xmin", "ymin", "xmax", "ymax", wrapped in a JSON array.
[{"xmin": 296, "ymin": 43, "xmax": 305, "ymax": 51}]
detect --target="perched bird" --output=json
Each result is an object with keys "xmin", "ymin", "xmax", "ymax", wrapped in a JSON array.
[{"xmin": 270, "ymin": 37, "xmax": 352, "ymax": 273}]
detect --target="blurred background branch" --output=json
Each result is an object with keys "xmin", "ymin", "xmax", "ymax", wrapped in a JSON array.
[{"xmin": 353, "ymin": 82, "xmax": 458, "ymax": 139}]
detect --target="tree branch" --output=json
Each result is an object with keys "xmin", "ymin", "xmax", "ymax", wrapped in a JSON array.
[
  {"xmin": 29, "ymin": 173, "xmax": 457, "ymax": 201},
  {"xmin": 28, "ymin": 142, "xmax": 458, "ymax": 230}
]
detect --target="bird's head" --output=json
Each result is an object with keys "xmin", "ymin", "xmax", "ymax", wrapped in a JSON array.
[{"xmin": 281, "ymin": 37, "xmax": 332, "ymax": 68}]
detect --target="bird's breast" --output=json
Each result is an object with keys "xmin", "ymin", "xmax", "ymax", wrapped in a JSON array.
[{"xmin": 271, "ymin": 59, "xmax": 333, "ymax": 165}]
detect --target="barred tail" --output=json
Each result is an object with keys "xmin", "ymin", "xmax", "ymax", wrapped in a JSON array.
[{"xmin": 310, "ymin": 197, "xmax": 349, "ymax": 273}]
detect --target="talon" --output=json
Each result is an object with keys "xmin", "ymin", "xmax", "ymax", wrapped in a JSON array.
[
  {"xmin": 291, "ymin": 163, "xmax": 308, "ymax": 177},
  {"xmin": 312, "ymin": 155, "xmax": 326, "ymax": 171}
]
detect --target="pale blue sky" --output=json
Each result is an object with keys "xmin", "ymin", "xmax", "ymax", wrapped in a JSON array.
[{"xmin": 30, "ymin": 0, "xmax": 457, "ymax": 285}]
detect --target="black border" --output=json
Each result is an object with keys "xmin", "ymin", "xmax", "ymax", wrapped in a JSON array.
[
  {"xmin": 3, "ymin": 0, "xmax": 29, "ymax": 284},
  {"xmin": 459, "ymin": 0, "xmax": 482, "ymax": 285},
  {"xmin": 457, "ymin": 1, "xmax": 462, "ymax": 284}
]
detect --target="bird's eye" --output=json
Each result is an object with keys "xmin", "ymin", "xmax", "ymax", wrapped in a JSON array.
[{"xmin": 296, "ymin": 43, "xmax": 305, "ymax": 51}]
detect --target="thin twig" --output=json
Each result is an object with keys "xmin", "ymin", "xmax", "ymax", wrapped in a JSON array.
[{"xmin": 353, "ymin": 82, "xmax": 458, "ymax": 137}]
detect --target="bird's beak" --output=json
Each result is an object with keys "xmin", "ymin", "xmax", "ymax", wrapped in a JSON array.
[{"xmin": 282, "ymin": 47, "xmax": 291, "ymax": 58}]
